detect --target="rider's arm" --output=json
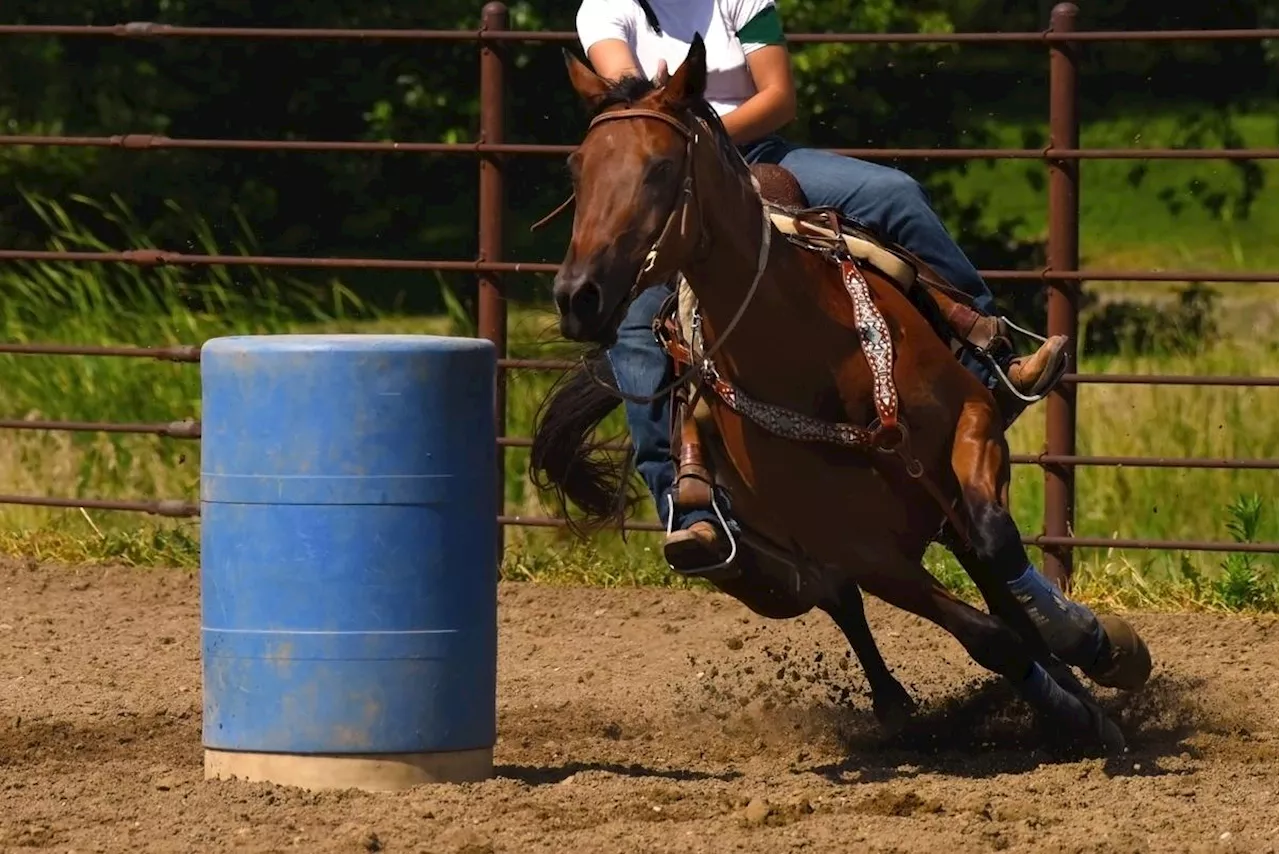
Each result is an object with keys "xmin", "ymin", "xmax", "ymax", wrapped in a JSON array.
[
  {"xmin": 720, "ymin": 1, "xmax": 796, "ymax": 144},
  {"xmin": 577, "ymin": 0, "xmax": 641, "ymax": 80},
  {"xmin": 722, "ymin": 45, "xmax": 796, "ymax": 144},
  {"xmin": 575, "ymin": 0, "xmax": 796, "ymax": 144},
  {"xmin": 586, "ymin": 39, "xmax": 643, "ymax": 81}
]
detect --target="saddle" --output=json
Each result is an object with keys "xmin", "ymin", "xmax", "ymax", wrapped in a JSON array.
[{"xmin": 657, "ymin": 163, "xmax": 1028, "ymax": 563}]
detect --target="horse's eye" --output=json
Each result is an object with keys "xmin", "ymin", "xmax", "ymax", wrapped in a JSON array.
[{"xmin": 645, "ymin": 158, "xmax": 675, "ymax": 184}]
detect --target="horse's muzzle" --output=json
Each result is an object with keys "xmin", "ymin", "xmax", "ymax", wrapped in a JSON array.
[{"xmin": 553, "ymin": 267, "xmax": 615, "ymax": 343}]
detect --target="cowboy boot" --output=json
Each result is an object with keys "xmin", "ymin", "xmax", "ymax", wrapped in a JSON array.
[
  {"xmin": 664, "ymin": 520, "xmax": 733, "ymax": 573},
  {"xmin": 663, "ymin": 395, "xmax": 735, "ymax": 574},
  {"xmin": 1006, "ymin": 334, "xmax": 1069, "ymax": 397},
  {"xmin": 942, "ymin": 299, "xmax": 1069, "ymax": 397}
]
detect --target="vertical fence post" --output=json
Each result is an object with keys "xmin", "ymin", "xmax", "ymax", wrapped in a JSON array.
[
  {"xmin": 478, "ymin": 1, "xmax": 508, "ymax": 559},
  {"xmin": 1044, "ymin": 2, "xmax": 1080, "ymax": 590}
]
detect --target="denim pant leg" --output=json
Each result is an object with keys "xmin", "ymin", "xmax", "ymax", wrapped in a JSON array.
[
  {"xmin": 739, "ymin": 138, "xmax": 1000, "ymax": 389},
  {"xmin": 605, "ymin": 283, "xmax": 720, "ymax": 532},
  {"xmin": 775, "ymin": 145, "xmax": 997, "ymax": 316}
]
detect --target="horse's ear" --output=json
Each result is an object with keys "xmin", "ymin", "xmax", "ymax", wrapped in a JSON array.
[
  {"xmin": 662, "ymin": 34, "xmax": 707, "ymax": 104},
  {"xmin": 564, "ymin": 49, "xmax": 610, "ymax": 110}
]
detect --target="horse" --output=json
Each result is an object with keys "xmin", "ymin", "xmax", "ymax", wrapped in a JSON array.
[{"xmin": 529, "ymin": 36, "xmax": 1151, "ymax": 753}]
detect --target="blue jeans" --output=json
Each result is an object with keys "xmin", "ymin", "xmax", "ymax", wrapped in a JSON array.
[
  {"xmin": 742, "ymin": 136, "xmax": 996, "ymax": 314},
  {"xmin": 608, "ymin": 137, "xmax": 999, "ymax": 533},
  {"xmin": 606, "ymin": 283, "xmax": 725, "ymax": 533}
]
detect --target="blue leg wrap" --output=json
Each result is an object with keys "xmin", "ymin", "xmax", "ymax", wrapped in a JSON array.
[
  {"xmin": 1019, "ymin": 662, "xmax": 1090, "ymax": 732},
  {"xmin": 1007, "ymin": 564, "xmax": 1106, "ymax": 667}
]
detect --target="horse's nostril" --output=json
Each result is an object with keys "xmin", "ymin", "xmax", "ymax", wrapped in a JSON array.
[{"xmin": 569, "ymin": 281, "xmax": 603, "ymax": 320}]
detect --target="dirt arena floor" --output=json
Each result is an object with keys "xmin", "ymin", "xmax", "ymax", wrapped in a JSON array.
[{"xmin": 1, "ymin": 558, "xmax": 1276, "ymax": 853}]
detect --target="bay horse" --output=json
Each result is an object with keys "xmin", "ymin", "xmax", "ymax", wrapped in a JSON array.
[{"xmin": 530, "ymin": 36, "xmax": 1150, "ymax": 753}]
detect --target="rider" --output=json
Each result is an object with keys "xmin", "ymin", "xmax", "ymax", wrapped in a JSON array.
[{"xmin": 575, "ymin": 0, "xmax": 1069, "ymax": 572}]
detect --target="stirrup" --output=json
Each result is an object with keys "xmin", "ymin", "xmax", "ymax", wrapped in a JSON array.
[
  {"xmin": 663, "ymin": 492, "xmax": 741, "ymax": 581},
  {"xmin": 976, "ymin": 315, "xmax": 1068, "ymax": 406}
]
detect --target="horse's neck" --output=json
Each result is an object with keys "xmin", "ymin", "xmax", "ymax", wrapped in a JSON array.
[{"xmin": 680, "ymin": 150, "xmax": 826, "ymax": 391}]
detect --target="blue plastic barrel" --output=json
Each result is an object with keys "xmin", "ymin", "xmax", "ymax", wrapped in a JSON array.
[{"xmin": 199, "ymin": 334, "xmax": 497, "ymax": 791}]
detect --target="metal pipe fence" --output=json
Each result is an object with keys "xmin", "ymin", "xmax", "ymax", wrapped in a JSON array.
[{"xmin": 0, "ymin": 3, "xmax": 1276, "ymax": 573}]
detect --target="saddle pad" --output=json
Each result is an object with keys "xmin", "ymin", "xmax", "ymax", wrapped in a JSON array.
[{"xmin": 766, "ymin": 211, "xmax": 917, "ymax": 289}]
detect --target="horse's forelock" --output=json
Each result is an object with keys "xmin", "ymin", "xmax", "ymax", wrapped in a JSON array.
[{"xmin": 592, "ymin": 74, "xmax": 660, "ymax": 115}]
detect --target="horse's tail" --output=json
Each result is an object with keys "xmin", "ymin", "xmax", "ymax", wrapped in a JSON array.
[{"xmin": 529, "ymin": 347, "xmax": 641, "ymax": 535}]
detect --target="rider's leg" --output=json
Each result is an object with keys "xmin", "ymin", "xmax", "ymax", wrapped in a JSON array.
[
  {"xmin": 605, "ymin": 282, "xmax": 734, "ymax": 569},
  {"xmin": 741, "ymin": 138, "xmax": 995, "ymax": 310},
  {"xmin": 781, "ymin": 148, "xmax": 998, "ymax": 314},
  {"xmin": 741, "ymin": 140, "xmax": 1067, "ymax": 400}
]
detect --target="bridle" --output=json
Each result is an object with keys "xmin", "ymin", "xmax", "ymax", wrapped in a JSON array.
[{"xmin": 572, "ymin": 105, "xmax": 773, "ymax": 406}]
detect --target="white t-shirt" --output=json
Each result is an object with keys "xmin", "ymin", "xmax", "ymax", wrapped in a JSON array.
[{"xmin": 575, "ymin": 0, "xmax": 784, "ymax": 118}]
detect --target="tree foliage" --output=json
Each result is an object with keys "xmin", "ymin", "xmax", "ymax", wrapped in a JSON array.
[{"xmin": 0, "ymin": 0, "xmax": 1272, "ymax": 311}]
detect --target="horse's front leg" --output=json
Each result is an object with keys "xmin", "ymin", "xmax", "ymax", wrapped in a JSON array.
[
  {"xmin": 856, "ymin": 557, "xmax": 1125, "ymax": 754},
  {"xmin": 821, "ymin": 580, "xmax": 916, "ymax": 735},
  {"xmin": 948, "ymin": 398, "xmax": 1152, "ymax": 693}
]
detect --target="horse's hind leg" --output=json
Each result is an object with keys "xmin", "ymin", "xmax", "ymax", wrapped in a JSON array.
[
  {"xmin": 949, "ymin": 399, "xmax": 1152, "ymax": 692},
  {"xmin": 857, "ymin": 560, "xmax": 1124, "ymax": 753},
  {"xmin": 822, "ymin": 581, "xmax": 916, "ymax": 735}
]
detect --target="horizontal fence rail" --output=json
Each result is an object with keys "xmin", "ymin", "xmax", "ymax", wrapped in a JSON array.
[
  {"xmin": 0, "ymin": 493, "xmax": 199, "ymax": 517},
  {"xmin": 1, "ymin": 135, "xmax": 1275, "ymax": 161},
  {"xmin": 7, "ymin": 414, "xmax": 1275, "ymax": 471},
  {"xmin": 0, "ymin": 418, "xmax": 201, "ymax": 438},
  {"xmin": 0, "ymin": 23, "xmax": 1275, "ymax": 43},
  {"xmin": 0, "ymin": 249, "xmax": 1273, "ymax": 284},
  {"xmin": 492, "ymin": 514, "xmax": 1280, "ymax": 555},
  {"xmin": 0, "ymin": 342, "xmax": 1274, "ymax": 387},
  {"xmin": 0, "ymin": 7, "xmax": 1276, "ymax": 570}
]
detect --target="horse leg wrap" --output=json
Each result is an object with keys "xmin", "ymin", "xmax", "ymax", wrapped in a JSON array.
[
  {"xmin": 1018, "ymin": 661, "xmax": 1091, "ymax": 733},
  {"xmin": 1007, "ymin": 564, "xmax": 1106, "ymax": 669}
]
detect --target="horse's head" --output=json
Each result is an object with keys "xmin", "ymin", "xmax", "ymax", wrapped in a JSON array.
[{"xmin": 553, "ymin": 36, "xmax": 711, "ymax": 344}]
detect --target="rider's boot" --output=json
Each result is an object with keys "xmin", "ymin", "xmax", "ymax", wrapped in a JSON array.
[
  {"xmin": 942, "ymin": 298, "xmax": 1069, "ymax": 395},
  {"xmin": 662, "ymin": 394, "xmax": 734, "ymax": 573},
  {"xmin": 671, "ymin": 398, "xmax": 715, "ymax": 514},
  {"xmin": 1006, "ymin": 336, "xmax": 1070, "ymax": 396},
  {"xmin": 664, "ymin": 520, "xmax": 732, "ymax": 572},
  {"xmin": 939, "ymin": 296, "xmax": 1069, "ymax": 425}
]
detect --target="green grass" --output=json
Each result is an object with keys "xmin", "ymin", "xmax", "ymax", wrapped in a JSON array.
[
  {"xmin": 948, "ymin": 105, "xmax": 1279, "ymax": 274},
  {"xmin": 6, "ymin": 286, "xmax": 1270, "ymax": 610},
  {"xmin": 0, "ymin": 102, "xmax": 1276, "ymax": 613}
]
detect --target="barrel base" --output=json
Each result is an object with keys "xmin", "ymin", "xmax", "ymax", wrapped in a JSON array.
[{"xmin": 203, "ymin": 746, "xmax": 493, "ymax": 792}]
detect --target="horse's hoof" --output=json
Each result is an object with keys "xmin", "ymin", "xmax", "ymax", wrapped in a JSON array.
[
  {"xmin": 1088, "ymin": 615, "xmax": 1152, "ymax": 691},
  {"xmin": 872, "ymin": 685, "xmax": 917, "ymax": 736},
  {"xmin": 1085, "ymin": 700, "xmax": 1126, "ymax": 755}
]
